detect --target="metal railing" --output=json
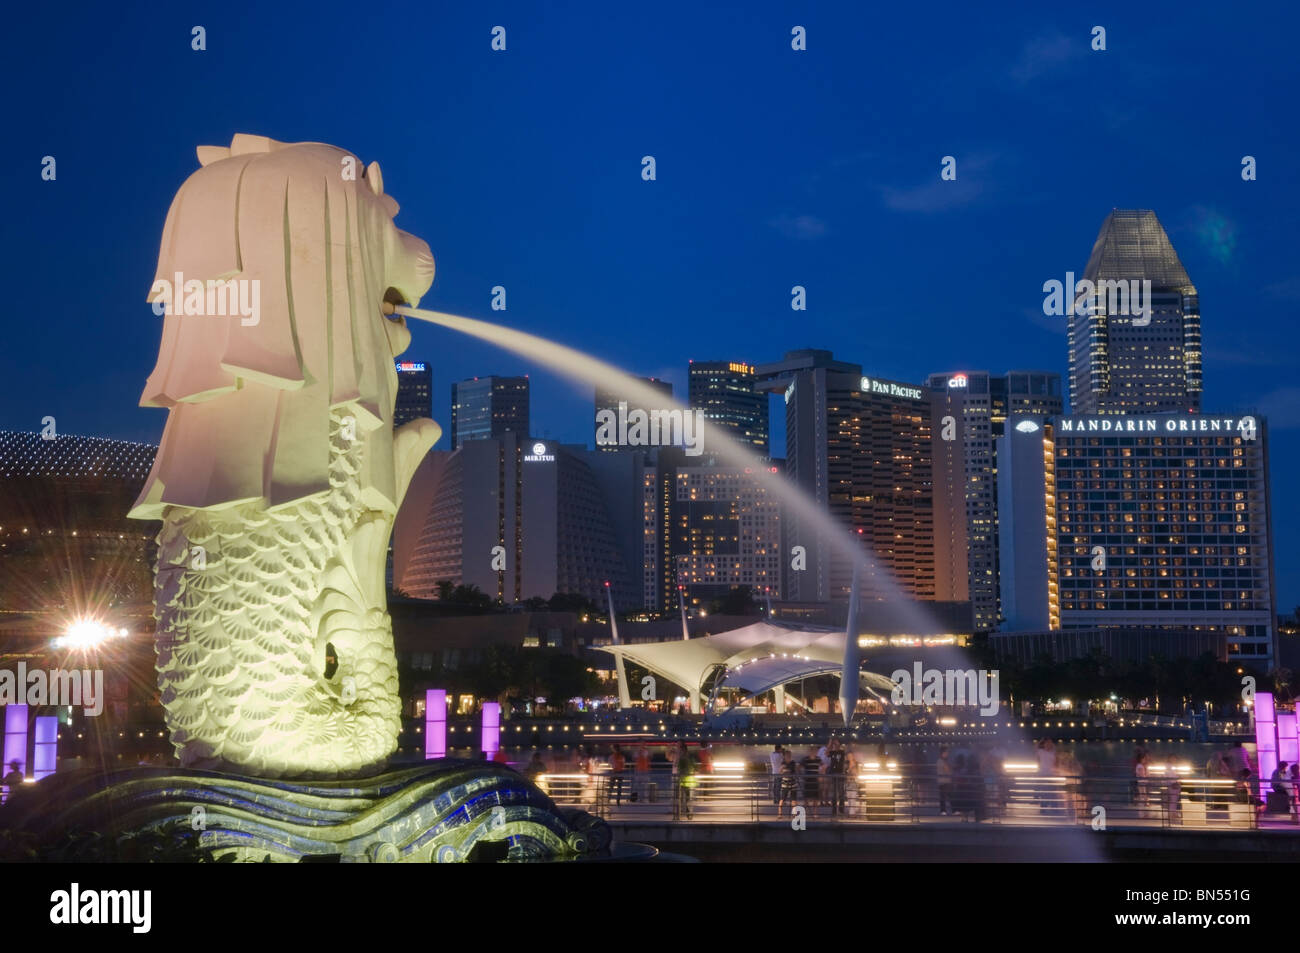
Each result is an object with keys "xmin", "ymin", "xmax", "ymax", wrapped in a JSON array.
[{"xmin": 537, "ymin": 764, "xmax": 1299, "ymax": 831}]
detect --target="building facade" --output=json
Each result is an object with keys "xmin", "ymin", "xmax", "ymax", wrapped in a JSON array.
[
  {"xmin": 929, "ymin": 371, "xmax": 1063, "ymax": 631},
  {"xmin": 395, "ymin": 434, "xmax": 635, "ymax": 608},
  {"xmin": 449, "ymin": 376, "xmax": 530, "ymax": 450},
  {"xmin": 756, "ymin": 350, "xmax": 967, "ymax": 607},
  {"xmin": 641, "ymin": 449, "xmax": 783, "ymax": 611},
  {"xmin": 1068, "ymin": 209, "xmax": 1202, "ymax": 415},
  {"xmin": 687, "ymin": 360, "xmax": 769, "ymax": 455},
  {"xmin": 594, "ymin": 377, "xmax": 674, "ymax": 451},
  {"xmin": 393, "ymin": 360, "xmax": 432, "ymax": 428},
  {"xmin": 998, "ymin": 413, "xmax": 1276, "ymax": 669}
]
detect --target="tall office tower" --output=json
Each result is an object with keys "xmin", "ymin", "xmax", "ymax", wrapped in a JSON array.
[
  {"xmin": 395, "ymin": 434, "xmax": 635, "ymax": 607},
  {"xmin": 640, "ymin": 449, "xmax": 782, "ymax": 611},
  {"xmin": 1068, "ymin": 209, "xmax": 1202, "ymax": 415},
  {"xmin": 594, "ymin": 377, "xmax": 673, "ymax": 451},
  {"xmin": 687, "ymin": 360, "xmax": 769, "ymax": 455},
  {"xmin": 449, "ymin": 376, "xmax": 530, "ymax": 449},
  {"xmin": 997, "ymin": 412, "xmax": 1276, "ymax": 669},
  {"xmin": 929, "ymin": 371, "xmax": 1063, "ymax": 631},
  {"xmin": 393, "ymin": 360, "xmax": 433, "ymax": 428},
  {"xmin": 756, "ymin": 350, "xmax": 967, "ymax": 606}
]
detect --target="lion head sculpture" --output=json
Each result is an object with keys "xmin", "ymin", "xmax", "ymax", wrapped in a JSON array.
[{"xmin": 131, "ymin": 133, "xmax": 435, "ymax": 518}]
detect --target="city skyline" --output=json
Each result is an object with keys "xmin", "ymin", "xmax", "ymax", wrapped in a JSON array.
[{"xmin": 3, "ymin": 3, "xmax": 1297, "ymax": 605}]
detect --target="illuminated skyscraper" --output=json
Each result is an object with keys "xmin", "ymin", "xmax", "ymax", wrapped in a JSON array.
[
  {"xmin": 450, "ymin": 376, "xmax": 530, "ymax": 449},
  {"xmin": 394, "ymin": 360, "xmax": 432, "ymax": 428},
  {"xmin": 688, "ymin": 360, "xmax": 769, "ymax": 455},
  {"xmin": 1068, "ymin": 209, "xmax": 1202, "ymax": 415},
  {"xmin": 594, "ymin": 377, "xmax": 673, "ymax": 451},
  {"xmin": 757, "ymin": 350, "xmax": 967, "ymax": 607},
  {"xmin": 997, "ymin": 412, "xmax": 1276, "ymax": 669},
  {"xmin": 641, "ymin": 449, "xmax": 783, "ymax": 611},
  {"xmin": 929, "ymin": 371, "xmax": 1062, "ymax": 631}
]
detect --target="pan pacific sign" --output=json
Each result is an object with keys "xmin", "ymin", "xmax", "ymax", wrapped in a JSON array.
[{"xmin": 859, "ymin": 376, "xmax": 924, "ymax": 401}]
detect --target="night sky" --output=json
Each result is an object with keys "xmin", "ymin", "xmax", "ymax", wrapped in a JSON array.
[{"xmin": 2, "ymin": 1, "xmax": 1297, "ymax": 607}]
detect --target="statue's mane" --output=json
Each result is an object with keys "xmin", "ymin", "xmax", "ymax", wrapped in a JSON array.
[{"xmin": 132, "ymin": 135, "xmax": 428, "ymax": 518}]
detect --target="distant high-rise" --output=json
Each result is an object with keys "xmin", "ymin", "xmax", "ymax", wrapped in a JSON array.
[
  {"xmin": 394, "ymin": 360, "xmax": 432, "ymax": 428},
  {"xmin": 594, "ymin": 377, "xmax": 673, "ymax": 451},
  {"xmin": 395, "ymin": 434, "xmax": 634, "ymax": 607},
  {"xmin": 997, "ymin": 411, "xmax": 1276, "ymax": 669},
  {"xmin": 1068, "ymin": 210, "xmax": 1202, "ymax": 415},
  {"xmin": 928, "ymin": 371, "xmax": 1062, "ymax": 631},
  {"xmin": 450, "ymin": 376, "xmax": 529, "ymax": 450},
  {"xmin": 757, "ymin": 350, "xmax": 967, "ymax": 606},
  {"xmin": 688, "ymin": 360, "xmax": 769, "ymax": 455},
  {"xmin": 642, "ymin": 449, "xmax": 783, "ymax": 611}
]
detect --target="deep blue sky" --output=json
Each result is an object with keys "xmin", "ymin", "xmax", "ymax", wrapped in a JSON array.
[{"xmin": 2, "ymin": 1, "xmax": 1297, "ymax": 607}]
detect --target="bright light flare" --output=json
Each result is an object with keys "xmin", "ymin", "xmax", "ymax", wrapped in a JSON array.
[{"xmin": 52, "ymin": 619, "xmax": 128, "ymax": 650}]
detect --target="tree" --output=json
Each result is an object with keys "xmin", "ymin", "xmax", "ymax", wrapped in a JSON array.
[
  {"xmin": 547, "ymin": 591, "xmax": 599, "ymax": 616},
  {"xmin": 706, "ymin": 585, "xmax": 760, "ymax": 617}
]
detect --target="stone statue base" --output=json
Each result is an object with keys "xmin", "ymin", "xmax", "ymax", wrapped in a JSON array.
[{"xmin": 0, "ymin": 760, "xmax": 628, "ymax": 863}]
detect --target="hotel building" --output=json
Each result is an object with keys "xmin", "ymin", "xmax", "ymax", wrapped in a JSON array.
[
  {"xmin": 756, "ymin": 350, "xmax": 968, "ymax": 608},
  {"xmin": 394, "ymin": 433, "xmax": 635, "ymax": 607},
  {"xmin": 641, "ymin": 449, "xmax": 783, "ymax": 611},
  {"xmin": 997, "ymin": 413, "xmax": 1276, "ymax": 668}
]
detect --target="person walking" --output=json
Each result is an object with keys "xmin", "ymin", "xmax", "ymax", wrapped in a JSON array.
[
  {"xmin": 609, "ymin": 744, "xmax": 627, "ymax": 806},
  {"xmin": 800, "ymin": 747, "xmax": 821, "ymax": 818},
  {"xmin": 779, "ymin": 749, "xmax": 799, "ymax": 817},
  {"xmin": 675, "ymin": 743, "xmax": 696, "ymax": 820},
  {"xmin": 1134, "ymin": 748, "xmax": 1150, "ymax": 810},
  {"xmin": 769, "ymin": 745, "xmax": 785, "ymax": 808},
  {"xmin": 1, "ymin": 760, "xmax": 21, "ymax": 805},
  {"xmin": 937, "ymin": 747, "xmax": 954, "ymax": 816},
  {"xmin": 826, "ymin": 738, "xmax": 848, "ymax": 816},
  {"xmin": 1164, "ymin": 755, "xmax": 1182, "ymax": 823}
]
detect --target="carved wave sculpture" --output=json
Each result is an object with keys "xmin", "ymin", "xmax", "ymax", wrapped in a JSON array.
[{"xmin": 3, "ymin": 761, "xmax": 616, "ymax": 862}]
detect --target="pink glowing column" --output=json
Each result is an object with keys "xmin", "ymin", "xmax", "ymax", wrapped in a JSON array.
[
  {"xmin": 3, "ymin": 705, "xmax": 28, "ymax": 775},
  {"xmin": 1255, "ymin": 692, "xmax": 1277, "ymax": 783},
  {"xmin": 1279, "ymin": 712, "xmax": 1298, "ymax": 772},
  {"xmin": 481, "ymin": 702, "xmax": 501, "ymax": 761},
  {"xmin": 2, "ymin": 705, "xmax": 28, "ymax": 802},
  {"xmin": 425, "ymin": 689, "xmax": 447, "ymax": 759},
  {"xmin": 32, "ymin": 716, "xmax": 57, "ymax": 780}
]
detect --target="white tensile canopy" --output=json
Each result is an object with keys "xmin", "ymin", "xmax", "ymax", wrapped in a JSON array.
[{"xmin": 596, "ymin": 620, "xmax": 897, "ymax": 706}]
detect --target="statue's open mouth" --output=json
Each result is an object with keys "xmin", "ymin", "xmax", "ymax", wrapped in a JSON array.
[{"xmin": 382, "ymin": 288, "xmax": 407, "ymax": 318}]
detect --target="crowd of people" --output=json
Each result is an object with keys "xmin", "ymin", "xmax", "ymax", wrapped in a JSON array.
[
  {"xmin": 1128, "ymin": 741, "xmax": 1300, "ymax": 822},
  {"xmin": 770, "ymin": 739, "xmax": 855, "ymax": 817},
  {"xmin": 517, "ymin": 738, "xmax": 1297, "ymax": 827}
]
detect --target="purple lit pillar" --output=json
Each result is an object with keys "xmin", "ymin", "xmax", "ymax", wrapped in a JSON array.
[
  {"xmin": 1255, "ymin": 692, "xmax": 1277, "ymax": 783},
  {"xmin": 1279, "ymin": 712, "xmax": 1298, "ymax": 772},
  {"xmin": 425, "ymin": 689, "xmax": 447, "ymax": 759},
  {"xmin": 3, "ymin": 705, "xmax": 28, "ymax": 776},
  {"xmin": 33, "ymin": 716, "xmax": 57, "ymax": 780},
  {"xmin": 481, "ymin": 702, "xmax": 501, "ymax": 761},
  {"xmin": 2, "ymin": 705, "xmax": 28, "ymax": 802}
]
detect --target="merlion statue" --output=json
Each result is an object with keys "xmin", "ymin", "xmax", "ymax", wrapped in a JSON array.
[{"xmin": 130, "ymin": 134, "xmax": 439, "ymax": 778}]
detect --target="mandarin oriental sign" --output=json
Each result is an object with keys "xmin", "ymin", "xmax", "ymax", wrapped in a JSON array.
[{"xmin": 1057, "ymin": 415, "xmax": 1258, "ymax": 437}]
